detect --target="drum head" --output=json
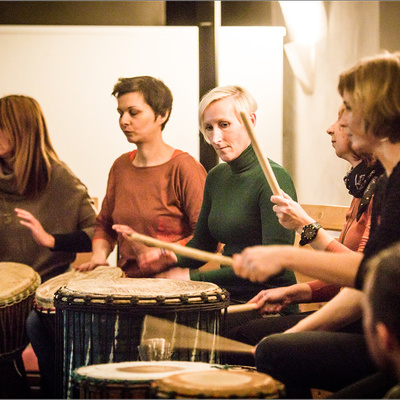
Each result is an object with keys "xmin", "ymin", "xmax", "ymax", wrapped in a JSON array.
[
  {"xmin": 73, "ymin": 361, "xmax": 217, "ymax": 383},
  {"xmin": 155, "ymin": 369, "xmax": 285, "ymax": 398},
  {"xmin": 0, "ymin": 262, "xmax": 40, "ymax": 306},
  {"xmin": 64, "ymin": 278, "xmax": 222, "ymax": 298},
  {"xmin": 35, "ymin": 266, "xmax": 123, "ymax": 309}
]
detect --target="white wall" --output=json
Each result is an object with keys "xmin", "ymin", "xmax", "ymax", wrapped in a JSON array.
[
  {"xmin": 0, "ymin": 25, "xmax": 199, "ymax": 204},
  {"xmin": 218, "ymin": 27, "xmax": 286, "ymax": 165},
  {"xmin": 287, "ymin": 2, "xmax": 380, "ymax": 206}
]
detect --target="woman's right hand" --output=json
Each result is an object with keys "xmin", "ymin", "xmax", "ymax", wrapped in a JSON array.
[
  {"xmin": 248, "ymin": 283, "xmax": 312, "ymax": 314},
  {"xmin": 137, "ymin": 248, "xmax": 177, "ymax": 274},
  {"xmin": 248, "ymin": 287, "xmax": 294, "ymax": 315},
  {"xmin": 113, "ymin": 224, "xmax": 177, "ymax": 275},
  {"xmin": 271, "ymin": 192, "xmax": 314, "ymax": 232},
  {"xmin": 74, "ymin": 254, "xmax": 109, "ymax": 271}
]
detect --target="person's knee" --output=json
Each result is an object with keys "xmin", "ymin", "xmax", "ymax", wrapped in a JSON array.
[{"xmin": 254, "ymin": 333, "xmax": 284, "ymax": 375}]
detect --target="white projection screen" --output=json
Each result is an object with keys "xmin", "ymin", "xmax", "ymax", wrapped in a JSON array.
[{"xmin": 0, "ymin": 25, "xmax": 200, "ymax": 203}]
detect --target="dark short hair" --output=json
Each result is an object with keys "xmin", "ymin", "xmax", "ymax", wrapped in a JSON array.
[
  {"xmin": 112, "ymin": 76, "xmax": 173, "ymax": 131},
  {"xmin": 365, "ymin": 242, "xmax": 400, "ymax": 342}
]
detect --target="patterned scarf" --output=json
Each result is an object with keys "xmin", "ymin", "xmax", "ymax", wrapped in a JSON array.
[{"xmin": 344, "ymin": 160, "xmax": 385, "ymax": 221}]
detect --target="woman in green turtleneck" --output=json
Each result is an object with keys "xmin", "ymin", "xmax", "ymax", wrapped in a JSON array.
[{"xmin": 115, "ymin": 85, "xmax": 298, "ymax": 312}]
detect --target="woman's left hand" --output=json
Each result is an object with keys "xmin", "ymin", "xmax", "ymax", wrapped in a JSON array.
[{"xmin": 15, "ymin": 208, "xmax": 55, "ymax": 248}]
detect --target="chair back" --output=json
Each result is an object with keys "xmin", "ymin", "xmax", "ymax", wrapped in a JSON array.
[{"xmin": 295, "ymin": 203, "xmax": 348, "ymax": 312}]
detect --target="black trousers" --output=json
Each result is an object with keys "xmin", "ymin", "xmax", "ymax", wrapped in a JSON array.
[
  {"xmin": 223, "ymin": 311, "xmax": 391, "ymax": 399},
  {"xmin": 0, "ymin": 355, "xmax": 32, "ymax": 399},
  {"xmin": 255, "ymin": 331, "xmax": 378, "ymax": 398}
]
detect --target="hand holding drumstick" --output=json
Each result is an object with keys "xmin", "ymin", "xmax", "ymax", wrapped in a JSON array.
[
  {"xmin": 113, "ymin": 224, "xmax": 178, "ymax": 274},
  {"xmin": 114, "ymin": 224, "xmax": 235, "ymax": 267},
  {"xmin": 114, "ymin": 225, "xmax": 281, "ymax": 314}
]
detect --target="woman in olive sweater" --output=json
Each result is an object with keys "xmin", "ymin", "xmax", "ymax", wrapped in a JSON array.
[{"xmin": 115, "ymin": 85, "xmax": 298, "ymax": 310}]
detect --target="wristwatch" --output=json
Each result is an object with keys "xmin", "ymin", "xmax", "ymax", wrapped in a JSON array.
[{"xmin": 299, "ymin": 222, "xmax": 322, "ymax": 246}]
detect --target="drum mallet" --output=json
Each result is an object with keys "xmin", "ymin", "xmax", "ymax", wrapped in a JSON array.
[
  {"xmin": 128, "ymin": 232, "xmax": 234, "ymax": 267},
  {"xmin": 240, "ymin": 111, "xmax": 282, "ymax": 196}
]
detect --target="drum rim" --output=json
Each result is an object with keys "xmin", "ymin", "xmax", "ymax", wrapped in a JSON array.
[
  {"xmin": 54, "ymin": 279, "xmax": 229, "ymax": 308},
  {"xmin": 33, "ymin": 299, "xmax": 56, "ymax": 314}
]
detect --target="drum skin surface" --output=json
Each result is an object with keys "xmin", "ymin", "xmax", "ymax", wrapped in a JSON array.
[
  {"xmin": 35, "ymin": 266, "xmax": 124, "ymax": 311},
  {"xmin": 0, "ymin": 262, "xmax": 40, "ymax": 306},
  {"xmin": 0, "ymin": 262, "xmax": 41, "ymax": 360},
  {"xmin": 154, "ymin": 368, "xmax": 286, "ymax": 399}
]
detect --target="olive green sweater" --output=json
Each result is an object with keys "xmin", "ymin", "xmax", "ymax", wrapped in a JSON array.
[
  {"xmin": 0, "ymin": 160, "xmax": 96, "ymax": 282},
  {"xmin": 177, "ymin": 145, "xmax": 298, "ymax": 309}
]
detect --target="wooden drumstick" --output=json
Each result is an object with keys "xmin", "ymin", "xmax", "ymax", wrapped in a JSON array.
[
  {"xmin": 129, "ymin": 232, "xmax": 234, "ymax": 266},
  {"xmin": 222, "ymin": 303, "xmax": 257, "ymax": 314},
  {"xmin": 240, "ymin": 111, "xmax": 282, "ymax": 196}
]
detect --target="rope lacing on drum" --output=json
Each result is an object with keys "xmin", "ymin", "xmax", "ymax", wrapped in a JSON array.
[
  {"xmin": 129, "ymin": 296, "xmax": 140, "ymax": 305},
  {"xmin": 104, "ymin": 295, "xmax": 114, "ymax": 304},
  {"xmin": 155, "ymin": 295, "xmax": 166, "ymax": 304},
  {"xmin": 215, "ymin": 291, "xmax": 225, "ymax": 301},
  {"xmin": 83, "ymin": 295, "xmax": 92, "ymax": 304},
  {"xmin": 200, "ymin": 292, "xmax": 209, "ymax": 302},
  {"xmin": 180, "ymin": 294, "xmax": 189, "ymax": 304}
]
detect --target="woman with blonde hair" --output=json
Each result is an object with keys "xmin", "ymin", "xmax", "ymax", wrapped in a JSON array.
[
  {"xmin": 116, "ymin": 85, "xmax": 298, "ymax": 317},
  {"xmin": 225, "ymin": 105, "xmax": 383, "ymax": 355}
]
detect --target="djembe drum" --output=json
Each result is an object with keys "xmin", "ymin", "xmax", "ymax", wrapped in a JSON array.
[
  {"xmin": 0, "ymin": 262, "xmax": 41, "ymax": 362},
  {"xmin": 34, "ymin": 266, "xmax": 124, "ymax": 336},
  {"xmin": 154, "ymin": 366, "xmax": 286, "ymax": 399},
  {"xmin": 54, "ymin": 278, "xmax": 229, "ymax": 398},
  {"xmin": 72, "ymin": 360, "xmax": 218, "ymax": 399}
]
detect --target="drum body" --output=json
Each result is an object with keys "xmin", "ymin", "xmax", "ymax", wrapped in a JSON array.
[
  {"xmin": 54, "ymin": 278, "xmax": 229, "ymax": 398},
  {"xmin": 154, "ymin": 366, "xmax": 286, "ymax": 399},
  {"xmin": 72, "ymin": 361, "xmax": 217, "ymax": 399},
  {"xmin": 34, "ymin": 266, "xmax": 123, "ymax": 336},
  {"xmin": 0, "ymin": 262, "xmax": 41, "ymax": 361}
]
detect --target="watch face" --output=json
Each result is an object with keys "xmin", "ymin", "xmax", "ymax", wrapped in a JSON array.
[
  {"xmin": 304, "ymin": 226, "xmax": 317, "ymax": 240},
  {"xmin": 300, "ymin": 223, "xmax": 321, "ymax": 246}
]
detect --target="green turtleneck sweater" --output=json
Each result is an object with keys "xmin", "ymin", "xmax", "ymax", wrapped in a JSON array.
[{"xmin": 177, "ymin": 145, "xmax": 298, "ymax": 311}]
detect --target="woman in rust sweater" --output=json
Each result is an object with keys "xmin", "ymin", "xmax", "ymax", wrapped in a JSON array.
[{"xmin": 76, "ymin": 76, "xmax": 207, "ymax": 277}]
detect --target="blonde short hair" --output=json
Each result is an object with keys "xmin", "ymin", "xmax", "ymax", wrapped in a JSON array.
[
  {"xmin": 198, "ymin": 85, "xmax": 257, "ymax": 142},
  {"xmin": 338, "ymin": 52, "xmax": 400, "ymax": 143}
]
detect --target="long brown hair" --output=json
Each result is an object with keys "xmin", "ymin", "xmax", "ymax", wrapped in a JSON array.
[{"xmin": 0, "ymin": 95, "xmax": 59, "ymax": 197}]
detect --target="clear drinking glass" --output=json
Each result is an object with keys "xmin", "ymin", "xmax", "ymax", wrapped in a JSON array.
[{"xmin": 137, "ymin": 338, "xmax": 172, "ymax": 361}]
